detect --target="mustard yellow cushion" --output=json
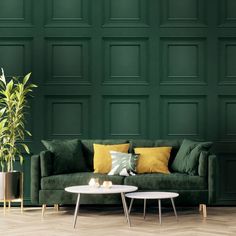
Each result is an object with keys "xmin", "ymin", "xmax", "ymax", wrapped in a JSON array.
[
  {"xmin": 93, "ymin": 143, "xmax": 130, "ymax": 174},
  {"xmin": 134, "ymin": 147, "xmax": 172, "ymax": 174}
]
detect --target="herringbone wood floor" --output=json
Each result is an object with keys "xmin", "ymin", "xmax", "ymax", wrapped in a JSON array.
[{"xmin": 0, "ymin": 206, "xmax": 236, "ymax": 236}]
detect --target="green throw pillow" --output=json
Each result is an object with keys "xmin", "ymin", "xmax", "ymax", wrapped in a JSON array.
[
  {"xmin": 108, "ymin": 151, "xmax": 138, "ymax": 176},
  {"xmin": 41, "ymin": 139, "xmax": 87, "ymax": 175},
  {"xmin": 171, "ymin": 139, "xmax": 212, "ymax": 175}
]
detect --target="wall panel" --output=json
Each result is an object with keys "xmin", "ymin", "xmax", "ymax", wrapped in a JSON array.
[
  {"xmin": 161, "ymin": 96, "xmax": 206, "ymax": 139},
  {"xmin": 103, "ymin": 37, "xmax": 148, "ymax": 84},
  {"xmin": 45, "ymin": 0, "xmax": 90, "ymax": 27},
  {"xmin": 161, "ymin": 0, "xmax": 206, "ymax": 27},
  {"xmin": 45, "ymin": 38, "xmax": 91, "ymax": 84},
  {"xmin": 160, "ymin": 38, "xmax": 206, "ymax": 84},
  {"xmin": 103, "ymin": 96, "xmax": 148, "ymax": 138},
  {"xmin": 45, "ymin": 96, "xmax": 90, "ymax": 139},
  {"xmin": 219, "ymin": 0, "xmax": 236, "ymax": 27},
  {"xmin": 103, "ymin": 0, "xmax": 148, "ymax": 27},
  {"xmin": 0, "ymin": 38, "xmax": 32, "ymax": 78},
  {"xmin": 219, "ymin": 38, "xmax": 236, "ymax": 84},
  {"xmin": 0, "ymin": 0, "xmax": 236, "ymax": 205},
  {"xmin": 219, "ymin": 96, "xmax": 236, "ymax": 140},
  {"xmin": 0, "ymin": 0, "xmax": 32, "ymax": 27}
]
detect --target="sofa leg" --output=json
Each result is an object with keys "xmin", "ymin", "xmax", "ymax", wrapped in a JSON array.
[
  {"xmin": 199, "ymin": 204, "xmax": 207, "ymax": 218},
  {"xmin": 54, "ymin": 204, "xmax": 59, "ymax": 211},
  {"xmin": 42, "ymin": 204, "xmax": 46, "ymax": 217},
  {"xmin": 199, "ymin": 204, "xmax": 203, "ymax": 212},
  {"xmin": 202, "ymin": 204, "xmax": 207, "ymax": 218}
]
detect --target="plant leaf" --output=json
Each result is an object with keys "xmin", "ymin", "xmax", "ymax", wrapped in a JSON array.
[
  {"xmin": 23, "ymin": 73, "xmax": 31, "ymax": 85},
  {"xmin": 21, "ymin": 143, "xmax": 30, "ymax": 154},
  {"xmin": 0, "ymin": 68, "xmax": 6, "ymax": 85}
]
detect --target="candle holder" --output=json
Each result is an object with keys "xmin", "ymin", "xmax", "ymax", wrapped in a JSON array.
[
  {"xmin": 88, "ymin": 178, "xmax": 100, "ymax": 188},
  {"xmin": 102, "ymin": 181, "xmax": 112, "ymax": 189}
]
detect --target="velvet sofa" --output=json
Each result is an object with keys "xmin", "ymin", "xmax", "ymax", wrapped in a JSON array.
[{"xmin": 31, "ymin": 139, "xmax": 217, "ymax": 215}]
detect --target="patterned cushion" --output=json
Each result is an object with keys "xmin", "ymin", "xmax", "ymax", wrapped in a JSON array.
[{"xmin": 108, "ymin": 151, "xmax": 138, "ymax": 176}]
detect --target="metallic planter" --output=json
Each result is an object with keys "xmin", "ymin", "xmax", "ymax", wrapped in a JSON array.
[{"xmin": 0, "ymin": 171, "xmax": 23, "ymax": 213}]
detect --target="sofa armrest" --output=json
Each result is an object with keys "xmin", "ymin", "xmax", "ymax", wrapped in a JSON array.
[
  {"xmin": 31, "ymin": 154, "xmax": 41, "ymax": 204},
  {"xmin": 208, "ymin": 154, "xmax": 218, "ymax": 204},
  {"xmin": 40, "ymin": 150, "xmax": 53, "ymax": 177},
  {"xmin": 198, "ymin": 151, "xmax": 208, "ymax": 177}
]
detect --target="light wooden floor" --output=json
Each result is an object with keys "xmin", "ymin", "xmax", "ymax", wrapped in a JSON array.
[{"xmin": 0, "ymin": 206, "xmax": 236, "ymax": 236}]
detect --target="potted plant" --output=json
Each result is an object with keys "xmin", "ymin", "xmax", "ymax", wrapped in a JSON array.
[{"xmin": 0, "ymin": 68, "xmax": 37, "ymax": 210}]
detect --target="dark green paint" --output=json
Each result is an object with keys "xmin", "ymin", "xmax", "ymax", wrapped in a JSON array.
[{"xmin": 0, "ymin": 0, "xmax": 235, "ymax": 205}]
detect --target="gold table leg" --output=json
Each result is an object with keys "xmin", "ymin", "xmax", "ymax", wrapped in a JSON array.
[{"xmin": 3, "ymin": 199, "xmax": 6, "ymax": 215}]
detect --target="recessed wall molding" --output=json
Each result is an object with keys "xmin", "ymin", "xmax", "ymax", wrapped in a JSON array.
[
  {"xmin": 160, "ymin": 37, "xmax": 206, "ymax": 85},
  {"xmin": 160, "ymin": 95, "xmax": 206, "ymax": 139},
  {"xmin": 45, "ymin": 37, "xmax": 91, "ymax": 85},
  {"xmin": 44, "ymin": 0, "xmax": 91, "ymax": 27},
  {"xmin": 0, "ymin": 37, "xmax": 32, "ymax": 78},
  {"xmin": 0, "ymin": 0, "xmax": 32, "ymax": 27},
  {"xmin": 3, "ymin": 0, "xmax": 236, "ymax": 205},
  {"xmin": 219, "ymin": 38, "xmax": 236, "ymax": 85},
  {"xmin": 160, "ymin": 0, "xmax": 206, "ymax": 27},
  {"xmin": 103, "ymin": 95, "xmax": 148, "ymax": 138},
  {"xmin": 45, "ymin": 95, "xmax": 90, "ymax": 139},
  {"xmin": 103, "ymin": 0, "xmax": 148, "ymax": 27},
  {"xmin": 219, "ymin": 96, "xmax": 236, "ymax": 141},
  {"xmin": 103, "ymin": 37, "xmax": 149, "ymax": 85},
  {"xmin": 219, "ymin": 0, "xmax": 236, "ymax": 27}
]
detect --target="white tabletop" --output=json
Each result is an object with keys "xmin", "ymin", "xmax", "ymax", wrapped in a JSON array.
[
  {"xmin": 65, "ymin": 185, "xmax": 138, "ymax": 194},
  {"xmin": 125, "ymin": 191, "xmax": 179, "ymax": 199}
]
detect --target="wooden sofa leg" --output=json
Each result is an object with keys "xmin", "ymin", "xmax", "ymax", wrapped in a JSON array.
[
  {"xmin": 42, "ymin": 204, "xmax": 46, "ymax": 217},
  {"xmin": 54, "ymin": 204, "xmax": 59, "ymax": 211},
  {"xmin": 199, "ymin": 204, "xmax": 207, "ymax": 218},
  {"xmin": 199, "ymin": 204, "xmax": 203, "ymax": 212},
  {"xmin": 202, "ymin": 204, "xmax": 207, "ymax": 218}
]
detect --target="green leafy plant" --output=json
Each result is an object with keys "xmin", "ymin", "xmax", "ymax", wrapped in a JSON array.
[{"xmin": 0, "ymin": 68, "xmax": 37, "ymax": 172}]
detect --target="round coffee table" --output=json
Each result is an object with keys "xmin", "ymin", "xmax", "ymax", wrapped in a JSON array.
[
  {"xmin": 125, "ymin": 191, "xmax": 179, "ymax": 224},
  {"xmin": 65, "ymin": 185, "xmax": 138, "ymax": 228}
]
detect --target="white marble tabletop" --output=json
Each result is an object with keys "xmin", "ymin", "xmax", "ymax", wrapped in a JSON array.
[
  {"xmin": 65, "ymin": 185, "xmax": 138, "ymax": 194},
  {"xmin": 125, "ymin": 191, "xmax": 179, "ymax": 199}
]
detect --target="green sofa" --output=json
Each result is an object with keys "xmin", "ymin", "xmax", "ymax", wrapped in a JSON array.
[{"xmin": 31, "ymin": 139, "xmax": 217, "ymax": 210}]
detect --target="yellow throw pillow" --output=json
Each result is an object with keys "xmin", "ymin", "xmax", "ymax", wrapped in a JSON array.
[
  {"xmin": 134, "ymin": 147, "xmax": 172, "ymax": 174},
  {"xmin": 93, "ymin": 143, "xmax": 130, "ymax": 174}
]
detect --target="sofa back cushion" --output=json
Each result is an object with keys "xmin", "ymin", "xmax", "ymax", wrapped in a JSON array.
[
  {"xmin": 41, "ymin": 139, "xmax": 87, "ymax": 175},
  {"xmin": 81, "ymin": 140, "xmax": 128, "ymax": 171},
  {"xmin": 134, "ymin": 147, "xmax": 172, "ymax": 174},
  {"xmin": 171, "ymin": 139, "xmax": 212, "ymax": 176},
  {"xmin": 130, "ymin": 139, "xmax": 181, "ymax": 171},
  {"xmin": 93, "ymin": 143, "xmax": 130, "ymax": 174}
]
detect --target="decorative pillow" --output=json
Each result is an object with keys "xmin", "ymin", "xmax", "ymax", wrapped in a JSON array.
[
  {"xmin": 134, "ymin": 147, "xmax": 172, "ymax": 174},
  {"xmin": 93, "ymin": 143, "xmax": 130, "ymax": 174},
  {"xmin": 108, "ymin": 151, "xmax": 138, "ymax": 176},
  {"xmin": 171, "ymin": 139, "xmax": 212, "ymax": 175},
  {"xmin": 41, "ymin": 139, "xmax": 87, "ymax": 175}
]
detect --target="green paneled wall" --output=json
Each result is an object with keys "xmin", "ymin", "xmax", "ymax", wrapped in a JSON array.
[{"xmin": 0, "ymin": 0, "xmax": 236, "ymax": 205}]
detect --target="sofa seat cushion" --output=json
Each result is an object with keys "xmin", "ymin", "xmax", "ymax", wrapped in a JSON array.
[
  {"xmin": 124, "ymin": 173, "xmax": 207, "ymax": 191},
  {"xmin": 41, "ymin": 172, "xmax": 125, "ymax": 190}
]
